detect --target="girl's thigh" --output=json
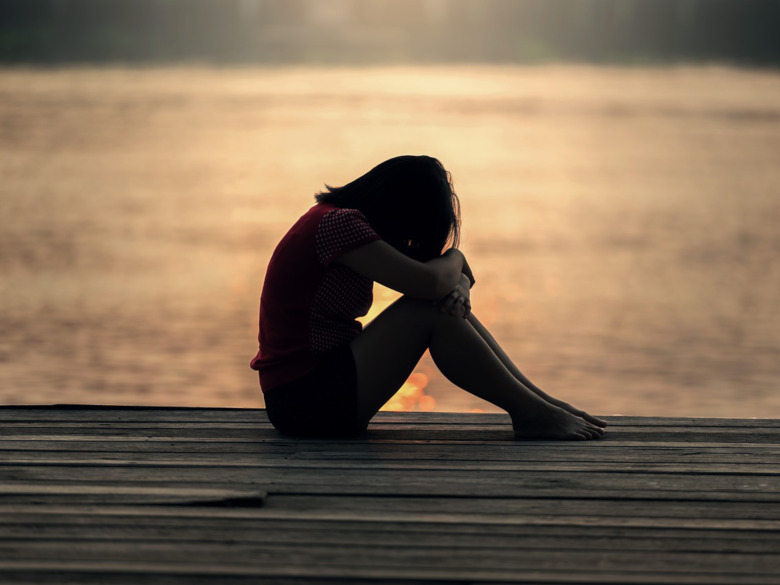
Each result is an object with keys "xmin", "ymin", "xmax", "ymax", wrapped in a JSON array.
[{"xmin": 351, "ymin": 296, "xmax": 439, "ymax": 422}]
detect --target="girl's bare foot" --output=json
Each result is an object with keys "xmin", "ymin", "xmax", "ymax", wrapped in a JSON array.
[
  {"xmin": 512, "ymin": 405, "xmax": 606, "ymax": 441},
  {"xmin": 556, "ymin": 402, "xmax": 608, "ymax": 428}
]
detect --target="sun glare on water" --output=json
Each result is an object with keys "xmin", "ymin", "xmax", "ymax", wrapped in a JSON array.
[{"xmin": 381, "ymin": 372, "xmax": 436, "ymax": 412}]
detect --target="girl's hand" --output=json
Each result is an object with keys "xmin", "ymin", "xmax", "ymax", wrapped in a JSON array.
[{"xmin": 439, "ymin": 275, "xmax": 471, "ymax": 318}]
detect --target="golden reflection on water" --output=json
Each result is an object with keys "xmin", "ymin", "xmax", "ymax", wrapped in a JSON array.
[{"xmin": 1, "ymin": 65, "xmax": 779, "ymax": 416}]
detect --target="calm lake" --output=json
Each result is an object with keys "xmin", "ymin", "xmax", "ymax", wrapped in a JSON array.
[{"xmin": 1, "ymin": 65, "xmax": 779, "ymax": 417}]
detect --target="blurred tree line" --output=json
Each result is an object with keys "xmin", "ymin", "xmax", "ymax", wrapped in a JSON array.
[{"xmin": 1, "ymin": 0, "xmax": 778, "ymax": 66}]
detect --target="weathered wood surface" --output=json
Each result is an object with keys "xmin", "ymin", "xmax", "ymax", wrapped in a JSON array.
[{"xmin": 1, "ymin": 407, "xmax": 779, "ymax": 584}]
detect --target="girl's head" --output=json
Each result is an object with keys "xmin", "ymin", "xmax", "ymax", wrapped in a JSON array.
[{"xmin": 315, "ymin": 155, "xmax": 461, "ymax": 261}]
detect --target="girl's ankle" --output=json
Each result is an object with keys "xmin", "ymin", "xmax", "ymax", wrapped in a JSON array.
[{"xmin": 510, "ymin": 400, "xmax": 554, "ymax": 425}]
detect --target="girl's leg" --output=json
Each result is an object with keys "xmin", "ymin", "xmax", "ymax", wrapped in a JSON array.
[
  {"xmin": 350, "ymin": 296, "xmax": 604, "ymax": 440},
  {"xmin": 466, "ymin": 313, "xmax": 607, "ymax": 428}
]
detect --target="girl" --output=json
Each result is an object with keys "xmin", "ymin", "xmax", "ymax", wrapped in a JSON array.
[{"xmin": 251, "ymin": 155, "xmax": 606, "ymax": 440}]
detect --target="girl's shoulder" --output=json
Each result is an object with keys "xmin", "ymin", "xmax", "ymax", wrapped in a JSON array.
[
  {"xmin": 312, "ymin": 205, "xmax": 380, "ymax": 267},
  {"xmin": 299, "ymin": 203, "xmax": 372, "ymax": 235},
  {"xmin": 276, "ymin": 203, "xmax": 378, "ymax": 267}
]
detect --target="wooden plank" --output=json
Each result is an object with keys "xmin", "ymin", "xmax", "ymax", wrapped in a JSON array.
[
  {"xmin": 2, "ymin": 414, "xmax": 779, "ymax": 434},
  {"xmin": 1, "ymin": 561, "xmax": 778, "ymax": 585},
  {"xmin": 1, "ymin": 407, "xmax": 778, "ymax": 429},
  {"xmin": 3, "ymin": 464, "xmax": 779, "ymax": 498},
  {"xmin": 0, "ymin": 573, "xmax": 424, "ymax": 585},
  {"xmin": 3, "ymin": 443, "xmax": 779, "ymax": 467},
  {"xmin": 2, "ymin": 453, "xmax": 778, "ymax": 475},
  {"xmin": 2, "ymin": 511, "xmax": 779, "ymax": 550},
  {"xmin": 2, "ymin": 450, "xmax": 780, "ymax": 470},
  {"xmin": 0, "ymin": 574, "xmax": 417, "ymax": 585},
  {"xmin": 4, "ymin": 500, "xmax": 780, "ymax": 527},
  {"xmin": 0, "ymin": 484, "xmax": 265, "ymax": 506},
  {"xmin": 1, "ymin": 542, "xmax": 778, "ymax": 580},
  {"xmin": 3, "ymin": 529, "xmax": 778, "ymax": 557},
  {"xmin": 262, "ymin": 494, "xmax": 780, "ymax": 522},
  {"xmin": 1, "ymin": 481, "xmax": 777, "ymax": 505},
  {"xmin": 1, "ymin": 438, "xmax": 774, "ymax": 455},
  {"xmin": 6, "ymin": 495, "xmax": 780, "ymax": 522},
  {"xmin": 2, "ymin": 435, "xmax": 779, "ymax": 450},
  {"xmin": 1, "ymin": 457, "xmax": 775, "ymax": 476},
  {"xmin": 2, "ymin": 510, "xmax": 778, "ymax": 539},
  {"xmin": 1, "ymin": 413, "xmax": 778, "ymax": 445},
  {"xmin": 0, "ymin": 567, "xmax": 777, "ymax": 585},
  {"xmin": 3, "ymin": 507, "xmax": 779, "ymax": 539},
  {"xmin": 2, "ymin": 537, "xmax": 779, "ymax": 577},
  {"xmin": 3, "ymin": 420, "xmax": 780, "ymax": 435}
]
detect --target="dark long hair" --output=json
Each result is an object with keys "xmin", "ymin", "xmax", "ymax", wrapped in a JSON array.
[{"xmin": 315, "ymin": 155, "xmax": 461, "ymax": 262}]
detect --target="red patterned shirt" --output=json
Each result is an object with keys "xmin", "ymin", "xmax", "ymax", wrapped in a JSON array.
[{"xmin": 250, "ymin": 202, "xmax": 381, "ymax": 391}]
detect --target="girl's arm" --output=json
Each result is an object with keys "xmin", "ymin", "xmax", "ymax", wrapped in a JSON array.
[{"xmin": 336, "ymin": 240, "xmax": 465, "ymax": 300}]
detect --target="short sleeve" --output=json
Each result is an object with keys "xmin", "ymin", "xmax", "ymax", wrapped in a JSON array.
[{"xmin": 315, "ymin": 208, "xmax": 381, "ymax": 266}]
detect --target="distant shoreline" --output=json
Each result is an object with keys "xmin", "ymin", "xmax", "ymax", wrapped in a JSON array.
[{"xmin": 3, "ymin": 0, "xmax": 779, "ymax": 68}]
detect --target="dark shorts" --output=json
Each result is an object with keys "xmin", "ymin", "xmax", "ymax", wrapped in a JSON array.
[{"xmin": 263, "ymin": 344, "xmax": 365, "ymax": 438}]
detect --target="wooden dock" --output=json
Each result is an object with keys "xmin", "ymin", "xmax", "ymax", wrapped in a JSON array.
[{"xmin": 1, "ymin": 406, "xmax": 779, "ymax": 584}]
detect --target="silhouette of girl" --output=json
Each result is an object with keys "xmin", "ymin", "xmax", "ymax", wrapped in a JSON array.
[{"xmin": 251, "ymin": 155, "xmax": 606, "ymax": 439}]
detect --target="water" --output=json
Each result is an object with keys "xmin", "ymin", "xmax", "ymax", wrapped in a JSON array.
[{"xmin": 1, "ymin": 65, "xmax": 779, "ymax": 417}]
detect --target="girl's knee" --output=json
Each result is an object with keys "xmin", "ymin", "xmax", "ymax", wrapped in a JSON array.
[
  {"xmin": 397, "ymin": 296, "xmax": 448, "ymax": 319},
  {"xmin": 396, "ymin": 295, "xmax": 464, "ymax": 325}
]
